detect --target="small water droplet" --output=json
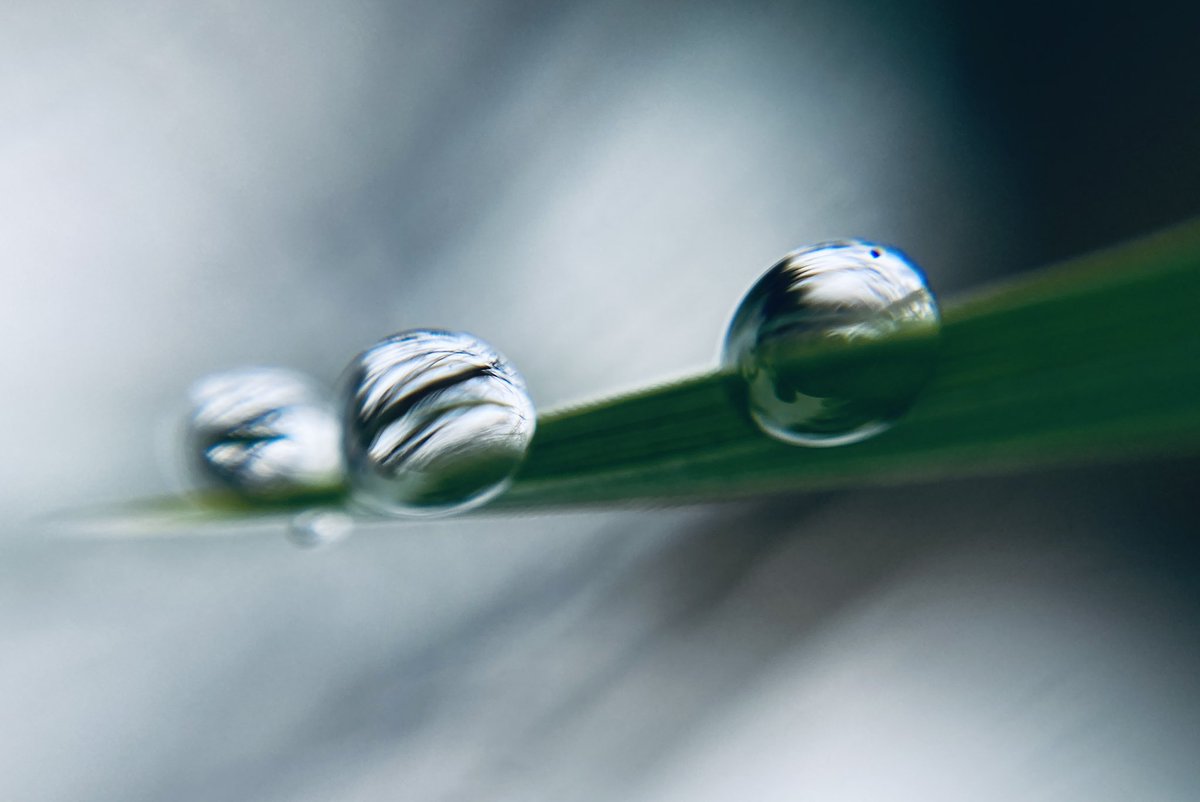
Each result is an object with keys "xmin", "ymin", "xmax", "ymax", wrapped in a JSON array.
[
  {"xmin": 185, "ymin": 367, "xmax": 344, "ymax": 499},
  {"xmin": 722, "ymin": 240, "xmax": 941, "ymax": 446},
  {"xmin": 287, "ymin": 509, "xmax": 354, "ymax": 549},
  {"xmin": 340, "ymin": 329, "xmax": 536, "ymax": 516}
]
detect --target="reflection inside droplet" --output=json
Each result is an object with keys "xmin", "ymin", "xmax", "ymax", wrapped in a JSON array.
[
  {"xmin": 185, "ymin": 367, "xmax": 344, "ymax": 499},
  {"xmin": 722, "ymin": 240, "xmax": 941, "ymax": 446},
  {"xmin": 340, "ymin": 329, "xmax": 536, "ymax": 517},
  {"xmin": 287, "ymin": 509, "xmax": 354, "ymax": 549}
]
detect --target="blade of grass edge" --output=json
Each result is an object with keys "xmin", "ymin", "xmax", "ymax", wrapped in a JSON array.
[{"xmin": 72, "ymin": 219, "xmax": 1200, "ymax": 528}]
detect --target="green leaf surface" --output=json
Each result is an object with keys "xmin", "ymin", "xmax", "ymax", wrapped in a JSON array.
[
  {"xmin": 77, "ymin": 220, "xmax": 1200, "ymax": 528},
  {"xmin": 499, "ymin": 219, "xmax": 1200, "ymax": 507}
]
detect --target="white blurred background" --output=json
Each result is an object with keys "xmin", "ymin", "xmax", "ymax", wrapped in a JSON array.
[{"xmin": 2, "ymin": 1, "xmax": 1199, "ymax": 800}]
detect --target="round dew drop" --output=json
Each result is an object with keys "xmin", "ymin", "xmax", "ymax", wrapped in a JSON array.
[
  {"xmin": 722, "ymin": 240, "xmax": 941, "ymax": 447},
  {"xmin": 287, "ymin": 509, "xmax": 354, "ymax": 549},
  {"xmin": 340, "ymin": 329, "xmax": 536, "ymax": 517},
  {"xmin": 185, "ymin": 367, "xmax": 344, "ymax": 499}
]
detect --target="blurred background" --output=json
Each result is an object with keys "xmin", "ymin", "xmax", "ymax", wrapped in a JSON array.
[{"xmin": 2, "ymin": 1, "xmax": 1199, "ymax": 799}]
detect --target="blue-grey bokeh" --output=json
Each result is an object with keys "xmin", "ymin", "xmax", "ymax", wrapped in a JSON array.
[{"xmin": 2, "ymin": 1, "xmax": 1198, "ymax": 800}]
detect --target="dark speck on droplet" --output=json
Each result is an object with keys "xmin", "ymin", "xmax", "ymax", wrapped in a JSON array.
[{"xmin": 870, "ymin": 249, "xmax": 881, "ymax": 258}]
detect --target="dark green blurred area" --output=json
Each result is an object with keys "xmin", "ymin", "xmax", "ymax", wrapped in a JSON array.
[{"xmin": 948, "ymin": 1, "xmax": 1200, "ymax": 259}]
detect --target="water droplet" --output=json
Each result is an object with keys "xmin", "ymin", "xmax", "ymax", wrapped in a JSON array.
[
  {"xmin": 722, "ymin": 240, "xmax": 941, "ymax": 446},
  {"xmin": 185, "ymin": 367, "xmax": 344, "ymax": 499},
  {"xmin": 287, "ymin": 509, "xmax": 354, "ymax": 549},
  {"xmin": 340, "ymin": 329, "xmax": 536, "ymax": 516}
]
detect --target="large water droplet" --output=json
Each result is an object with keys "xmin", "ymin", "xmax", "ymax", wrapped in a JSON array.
[
  {"xmin": 340, "ymin": 329, "xmax": 536, "ymax": 516},
  {"xmin": 287, "ymin": 509, "xmax": 354, "ymax": 549},
  {"xmin": 185, "ymin": 367, "xmax": 344, "ymax": 499},
  {"xmin": 722, "ymin": 240, "xmax": 941, "ymax": 446}
]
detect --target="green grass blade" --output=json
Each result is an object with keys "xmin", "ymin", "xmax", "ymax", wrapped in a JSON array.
[
  {"xmin": 498, "ymin": 220, "xmax": 1200, "ymax": 508},
  {"xmin": 69, "ymin": 219, "xmax": 1200, "ymax": 528}
]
